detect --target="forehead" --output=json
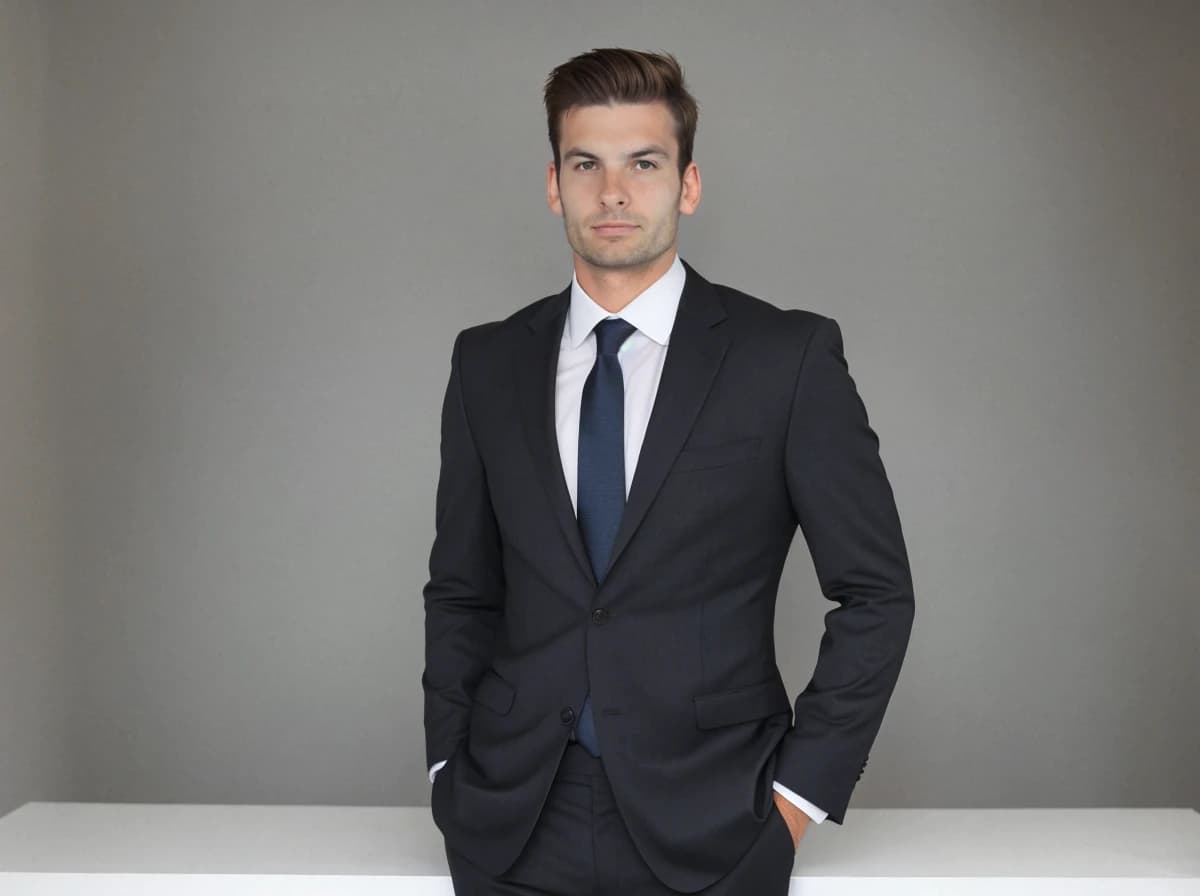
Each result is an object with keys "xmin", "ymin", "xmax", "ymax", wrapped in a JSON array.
[{"xmin": 558, "ymin": 101, "xmax": 678, "ymax": 154}]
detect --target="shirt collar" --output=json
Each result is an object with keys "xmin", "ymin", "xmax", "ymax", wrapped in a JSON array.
[{"xmin": 565, "ymin": 254, "xmax": 685, "ymax": 349}]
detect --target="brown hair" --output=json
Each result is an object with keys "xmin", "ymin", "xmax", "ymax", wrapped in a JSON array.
[{"xmin": 544, "ymin": 48, "xmax": 699, "ymax": 176}]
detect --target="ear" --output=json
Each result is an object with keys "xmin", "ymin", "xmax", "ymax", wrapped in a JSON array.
[
  {"xmin": 547, "ymin": 161, "xmax": 563, "ymax": 217},
  {"xmin": 678, "ymin": 161, "xmax": 701, "ymax": 216}
]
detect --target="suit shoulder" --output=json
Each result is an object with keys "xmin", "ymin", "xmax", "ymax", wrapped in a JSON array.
[
  {"xmin": 454, "ymin": 291, "xmax": 562, "ymax": 352},
  {"xmin": 708, "ymin": 281, "xmax": 833, "ymax": 339}
]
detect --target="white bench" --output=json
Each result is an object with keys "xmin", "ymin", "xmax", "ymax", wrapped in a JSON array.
[{"xmin": 1, "ymin": 803, "xmax": 1197, "ymax": 894}]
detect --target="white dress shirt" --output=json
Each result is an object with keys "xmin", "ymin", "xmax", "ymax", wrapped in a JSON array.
[{"xmin": 429, "ymin": 253, "xmax": 827, "ymax": 825}]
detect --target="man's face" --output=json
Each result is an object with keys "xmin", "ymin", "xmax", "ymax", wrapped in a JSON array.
[{"xmin": 547, "ymin": 101, "xmax": 700, "ymax": 275}]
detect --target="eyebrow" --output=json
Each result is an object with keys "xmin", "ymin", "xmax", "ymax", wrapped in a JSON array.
[{"xmin": 562, "ymin": 146, "xmax": 671, "ymax": 162}]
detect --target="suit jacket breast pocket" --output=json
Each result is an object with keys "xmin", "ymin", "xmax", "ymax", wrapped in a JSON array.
[{"xmin": 670, "ymin": 436, "xmax": 762, "ymax": 474}]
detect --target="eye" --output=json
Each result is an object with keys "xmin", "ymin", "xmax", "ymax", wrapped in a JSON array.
[
  {"xmin": 634, "ymin": 159, "xmax": 658, "ymax": 170},
  {"xmin": 575, "ymin": 160, "xmax": 597, "ymax": 171}
]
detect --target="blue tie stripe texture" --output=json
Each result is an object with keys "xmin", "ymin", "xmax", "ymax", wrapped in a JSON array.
[{"xmin": 575, "ymin": 317, "xmax": 637, "ymax": 757}]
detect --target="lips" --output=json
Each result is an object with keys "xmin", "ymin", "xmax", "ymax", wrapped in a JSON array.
[{"xmin": 592, "ymin": 222, "xmax": 638, "ymax": 234}]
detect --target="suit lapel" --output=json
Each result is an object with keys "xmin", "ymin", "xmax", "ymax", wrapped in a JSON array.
[
  {"xmin": 605, "ymin": 262, "xmax": 730, "ymax": 580},
  {"xmin": 514, "ymin": 285, "xmax": 597, "ymax": 587},
  {"xmin": 514, "ymin": 261, "xmax": 731, "ymax": 592}
]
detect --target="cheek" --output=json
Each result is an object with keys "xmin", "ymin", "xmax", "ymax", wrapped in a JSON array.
[
  {"xmin": 558, "ymin": 183, "xmax": 592, "ymax": 215},
  {"xmin": 639, "ymin": 180, "xmax": 679, "ymax": 209}
]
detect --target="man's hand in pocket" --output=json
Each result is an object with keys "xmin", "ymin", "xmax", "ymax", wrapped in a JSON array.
[{"xmin": 773, "ymin": 792, "xmax": 811, "ymax": 851}]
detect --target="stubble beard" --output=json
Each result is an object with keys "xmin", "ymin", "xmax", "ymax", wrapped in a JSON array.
[{"xmin": 561, "ymin": 203, "xmax": 680, "ymax": 273}]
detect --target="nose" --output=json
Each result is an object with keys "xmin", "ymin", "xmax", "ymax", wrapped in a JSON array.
[{"xmin": 599, "ymin": 170, "xmax": 629, "ymax": 210}]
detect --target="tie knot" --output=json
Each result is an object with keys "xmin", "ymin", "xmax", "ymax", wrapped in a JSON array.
[{"xmin": 594, "ymin": 317, "xmax": 637, "ymax": 356}]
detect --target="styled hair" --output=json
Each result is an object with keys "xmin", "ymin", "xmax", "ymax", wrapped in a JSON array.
[{"xmin": 543, "ymin": 48, "xmax": 698, "ymax": 176}]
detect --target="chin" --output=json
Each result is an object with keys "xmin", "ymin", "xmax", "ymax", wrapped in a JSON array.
[{"xmin": 581, "ymin": 244, "xmax": 661, "ymax": 270}]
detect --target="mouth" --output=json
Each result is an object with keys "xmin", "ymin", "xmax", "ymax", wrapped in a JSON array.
[{"xmin": 592, "ymin": 222, "xmax": 639, "ymax": 236}]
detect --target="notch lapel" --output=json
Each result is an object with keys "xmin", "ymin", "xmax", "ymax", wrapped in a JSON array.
[
  {"xmin": 514, "ymin": 286, "xmax": 597, "ymax": 587},
  {"xmin": 606, "ymin": 263, "xmax": 730, "ymax": 580},
  {"xmin": 513, "ymin": 263, "xmax": 731, "ymax": 593}
]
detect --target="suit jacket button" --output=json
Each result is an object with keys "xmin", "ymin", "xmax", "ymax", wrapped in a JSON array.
[
  {"xmin": 591, "ymin": 608, "xmax": 610, "ymax": 624},
  {"xmin": 560, "ymin": 707, "xmax": 575, "ymax": 725}
]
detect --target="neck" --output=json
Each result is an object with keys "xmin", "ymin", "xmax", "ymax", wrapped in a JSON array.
[{"xmin": 574, "ymin": 251, "xmax": 676, "ymax": 313}]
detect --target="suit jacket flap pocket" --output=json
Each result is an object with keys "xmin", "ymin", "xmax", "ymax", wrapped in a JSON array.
[
  {"xmin": 472, "ymin": 669, "xmax": 515, "ymax": 715},
  {"xmin": 672, "ymin": 437, "xmax": 761, "ymax": 474},
  {"xmin": 694, "ymin": 677, "xmax": 791, "ymax": 729}
]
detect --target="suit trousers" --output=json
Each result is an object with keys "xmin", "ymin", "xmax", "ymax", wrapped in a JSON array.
[{"xmin": 443, "ymin": 742, "xmax": 796, "ymax": 895}]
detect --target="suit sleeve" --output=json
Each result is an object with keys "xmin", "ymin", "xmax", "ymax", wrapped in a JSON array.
[
  {"xmin": 773, "ymin": 315, "xmax": 916, "ymax": 824},
  {"xmin": 421, "ymin": 328, "xmax": 506, "ymax": 769}
]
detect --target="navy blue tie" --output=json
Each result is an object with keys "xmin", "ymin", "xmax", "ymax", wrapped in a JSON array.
[{"xmin": 574, "ymin": 317, "xmax": 637, "ymax": 757}]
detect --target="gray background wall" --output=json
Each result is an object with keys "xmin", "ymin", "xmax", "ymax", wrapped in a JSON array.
[
  {"xmin": 1, "ymin": 0, "xmax": 1195, "ymax": 821},
  {"xmin": 1, "ymin": 0, "xmax": 72, "ymax": 816}
]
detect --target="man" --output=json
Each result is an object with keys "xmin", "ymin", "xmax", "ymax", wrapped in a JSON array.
[{"xmin": 422, "ymin": 48, "xmax": 915, "ymax": 895}]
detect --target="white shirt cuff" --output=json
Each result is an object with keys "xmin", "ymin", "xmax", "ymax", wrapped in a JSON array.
[
  {"xmin": 428, "ymin": 759, "xmax": 447, "ymax": 784},
  {"xmin": 772, "ymin": 779, "xmax": 828, "ymax": 824}
]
